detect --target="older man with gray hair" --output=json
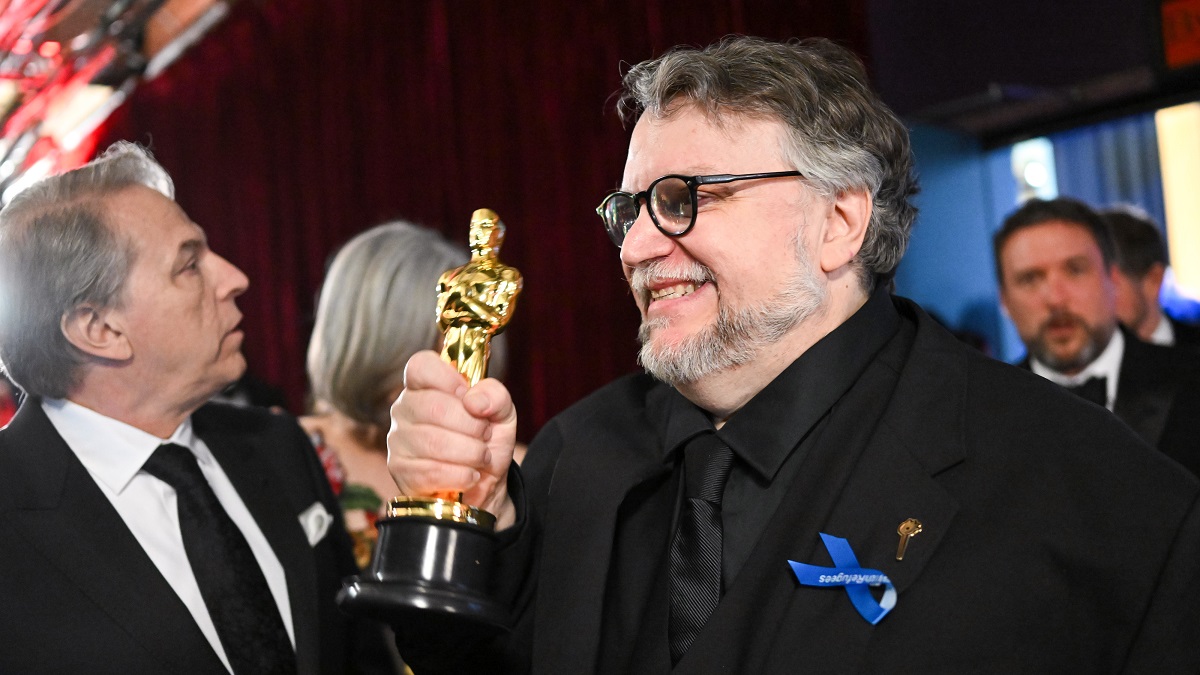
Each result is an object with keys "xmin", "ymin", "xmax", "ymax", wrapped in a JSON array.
[
  {"xmin": 387, "ymin": 37, "xmax": 1200, "ymax": 673},
  {"xmin": 0, "ymin": 142, "xmax": 391, "ymax": 674}
]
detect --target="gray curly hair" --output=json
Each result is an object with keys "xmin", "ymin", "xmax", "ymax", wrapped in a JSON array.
[{"xmin": 618, "ymin": 36, "xmax": 918, "ymax": 290}]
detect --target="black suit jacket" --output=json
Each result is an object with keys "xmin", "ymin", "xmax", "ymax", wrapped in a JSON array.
[
  {"xmin": 403, "ymin": 297, "xmax": 1200, "ymax": 673},
  {"xmin": 0, "ymin": 400, "xmax": 391, "ymax": 674},
  {"xmin": 1020, "ymin": 330, "xmax": 1200, "ymax": 477},
  {"xmin": 1114, "ymin": 332, "xmax": 1200, "ymax": 477},
  {"xmin": 1169, "ymin": 315, "xmax": 1200, "ymax": 350}
]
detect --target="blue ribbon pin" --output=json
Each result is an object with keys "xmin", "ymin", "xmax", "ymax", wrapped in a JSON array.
[{"xmin": 788, "ymin": 532, "xmax": 896, "ymax": 625}]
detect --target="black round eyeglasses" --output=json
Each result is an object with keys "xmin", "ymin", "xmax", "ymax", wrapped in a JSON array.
[{"xmin": 595, "ymin": 171, "xmax": 803, "ymax": 247}]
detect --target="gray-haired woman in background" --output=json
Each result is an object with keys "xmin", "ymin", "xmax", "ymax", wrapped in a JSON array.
[{"xmin": 301, "ymin": 221, "xmax": 468, "ymax": 569}]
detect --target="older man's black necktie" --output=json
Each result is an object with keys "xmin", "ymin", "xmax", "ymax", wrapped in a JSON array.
[
  {"xmin": 142, "ymin": 443, "xmax": 296, "ymax": 675},
  {"xmin": 1064, "ymin": 376, "xmax": 1107, "ymax": 407},
  {"xmin": 668, "ymin": 431, "xmax": 735, "ymax": 665}
]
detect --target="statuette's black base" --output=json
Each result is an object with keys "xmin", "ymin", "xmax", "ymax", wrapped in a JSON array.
[{"xmin": 337, "ymin": 511, "xmax": 508, "ymax": 631}]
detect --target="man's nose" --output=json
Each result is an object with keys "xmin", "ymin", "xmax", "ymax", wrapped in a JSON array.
[
  {"xmin": 1043, "ymin": 273, "xmax": 1070, "ymax": 307},
  {"xmin": 619, "ymin": 208, "xmax": 675, "ymax": 268},
  {"xmin": 214, "ymin": 253, "xmax": 250, "ymax": 298}
]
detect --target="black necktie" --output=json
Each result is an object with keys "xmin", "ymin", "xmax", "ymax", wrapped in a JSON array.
[
  {"xmin": 1064, "ymin": 376, "xmax": 1107, "ymax": 407},
  {"xmin": 142, "ymin": 444, "xmax": 296, "ymax": 675},
  {"xmin": 669, "ymin": 432, "xmax": 735, "ymax": 665}
]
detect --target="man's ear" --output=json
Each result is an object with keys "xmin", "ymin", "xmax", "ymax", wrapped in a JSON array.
[
  {"xmin": 61, "ymin": 305, "xmax": 132, "ymax": 361},
  {"xmin": 995, "ymin": 265, "xmax": 1013, "ymax": 317},
  {"xmin": 819, "ymin": 188, "xmax": 872, "ymax": 273},
  {"xmin": 1105, "ymin": 262, "xmax": 1122, "ymax": 287},
  {"xmin": 1144, "ymin": 262, "xmax": 1167, "ymax": 297}
]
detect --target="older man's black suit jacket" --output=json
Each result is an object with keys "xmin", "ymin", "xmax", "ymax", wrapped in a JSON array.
[
  {"xmin": 399, "ymin": 297, "xmax": 1200, "ymax": 673},
  {"xmin": 0, "ymin": 400, "xmax": 391, "ymax": 674}
]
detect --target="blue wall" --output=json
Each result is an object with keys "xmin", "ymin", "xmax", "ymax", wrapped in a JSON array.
[
  {"xmin": 893, "ymin": 125, "xmax": 1024, "ymax": 362},
  {"xmin": 1051, "ymin": 114, "xmax": 1166, "ymax": 229}
]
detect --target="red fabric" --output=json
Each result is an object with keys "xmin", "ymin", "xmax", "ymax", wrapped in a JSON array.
[
  {"xmin": 0, "ymin": 387, "xmax": 16, "ymax": 428},
  {"xmin": 96, "ymin": 0, "xmax": 868, "ymax": 438}
]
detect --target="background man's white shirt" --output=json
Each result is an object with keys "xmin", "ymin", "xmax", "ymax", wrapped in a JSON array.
[
  {"xmin": 42, "ymin": 398, "xmax": 294, "ymax": 674},
  {"xmin": 1149, "ymin": 312, "xmax": 1175, "ymax": 346}
]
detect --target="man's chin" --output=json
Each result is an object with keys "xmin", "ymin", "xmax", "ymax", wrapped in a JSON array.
[
  {"xmin": 229, "ymin": 351, "xmax": 248, "ymax": 377},
  {"xmin": 638, "ymin": 323, "xmax": 745, "ymax": 386},
  {"xmin": 1035, "ymin": 344, "xmax": 1090, "ymax": 373},
  {"xmin": 215, "ymin": 357, "xmax": 248, "ymax": 393}
]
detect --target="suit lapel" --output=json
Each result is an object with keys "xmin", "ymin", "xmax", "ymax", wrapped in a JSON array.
[
  {"xmin": 3, "ymin": 402, "xmax": 225, "ymax": 672},
  {"xmin": 823, "ymin": 309, "xmax": 967, "ymax": 596},
  {"xmin": 677, "ymin": 303, "xmax": 964, "ymax": 673},
  {"xmin": 1114, "ymin": 336, "xmax": 1175, "ymax": 446},
  {"xmin": 778, "ymin": 307, "xmax": 965, "ymax": 669},
  {"xmin": 193, "ymin": 408, "xmax": 320, "ymax": 673}
]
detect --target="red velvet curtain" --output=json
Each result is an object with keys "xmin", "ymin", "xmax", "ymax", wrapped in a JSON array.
[{"xmin": 97, "ymin": 0, "xmax": 868, "ymax": 439}]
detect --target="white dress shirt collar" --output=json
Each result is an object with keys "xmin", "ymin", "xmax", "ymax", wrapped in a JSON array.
[
  {"xmin": 41, "ymin": 398, "xmax": 202, "ymax": 494},
  {"xmin": 1149, "ymin": 312, "xmax": 1175, "ymax": 346}
]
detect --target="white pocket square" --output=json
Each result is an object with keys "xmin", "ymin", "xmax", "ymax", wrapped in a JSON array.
[{"xmin": 298, "ymin": 501, "xmax": 334, "ymax": 547}]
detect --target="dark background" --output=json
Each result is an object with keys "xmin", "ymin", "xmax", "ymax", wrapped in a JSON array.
[
  {"xmin": 96, "ymin": 0, "xmax": 870, "ymax": 439},
  {"xmin": 95, "ymin": 0, "xmax": 1195, "ymax": 438}
]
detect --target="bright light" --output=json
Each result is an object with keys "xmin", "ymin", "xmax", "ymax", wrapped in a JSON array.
[
  {"xmin": 2, "ymin": 157, "xmax": 54, "ymax": 204},
  {"xmin": 43, "ymin": 84, "xmax": 119, "ymax": 149},
  {"xmin": 1010, "ymin": 137, "xmax": 1058, "ymax": 201},
  {"xmin": 37, "ymin": 41, "xmax": 60, "ymax": 59},
  {"xmin": 1023, "ymin": 161, "xmax": 1049, "ymax": 189},
  {"xmin": 1156, "ymin": 102, "xmax": 1200, "ymax": 300}
]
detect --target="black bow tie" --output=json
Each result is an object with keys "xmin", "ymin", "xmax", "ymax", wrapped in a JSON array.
[{"xmin": 1064, "ymin": 376, "xmax": 1107, "ymax": 407}]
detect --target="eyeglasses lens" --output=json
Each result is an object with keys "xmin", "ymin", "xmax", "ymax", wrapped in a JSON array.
[
  {"xmin": 601, "ymin": 194, "xmax": 637, "ymax": 244},
  {"xmin": 650, "ymin": 177, "xmax": 692, "ymax": 234}
]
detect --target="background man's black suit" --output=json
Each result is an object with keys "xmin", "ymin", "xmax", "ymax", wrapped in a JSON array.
[
  {"xmin": 1169, "ymin": 315, "xmax": 1200, "ymax": 350},
  {"xmin": 1116, "ymin": 331, "xmax": 1200, "ymax": 475},
  {"xmin": 1020, "ymin": 329, "xmax": 1200, "ymax": 478},
  {"xmin": 0, "ymin": 401, "xmax": 389, "ymax": 674}
]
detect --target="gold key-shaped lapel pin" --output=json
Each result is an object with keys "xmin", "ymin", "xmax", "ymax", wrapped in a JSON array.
[{"xmin": 896, "ymin": 518, "xmax": 923, "ymax": 561}]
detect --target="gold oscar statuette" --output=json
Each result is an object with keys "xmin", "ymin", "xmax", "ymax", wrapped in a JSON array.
[
  {"xmin": 337, "ymin": 209, "xmax": 522, "ymax": 632},
  {"xmin": 436, "ymin": 207, "xmax": 523, "ymax": 387}
]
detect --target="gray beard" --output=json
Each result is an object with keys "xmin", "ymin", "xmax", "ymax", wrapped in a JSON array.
[{"xmin": 635, "ymin": 244, "xmax": 827, "ymax": 386}]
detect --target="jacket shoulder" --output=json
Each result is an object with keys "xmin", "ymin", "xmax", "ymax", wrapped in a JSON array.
[
  {"xmin": 965, "ymin": 338, "xmax": 1198, "ymax": 500},
  {"xmin": 532, "ymin": 372, "xmax": 667, "ymax": 452},
  {"xmin": 897, "ymin": 298, "xmax": 1196, "ymax": 494},
  {"xmin": 192, "ymin": 400, "xmax": 298, "ymax": 436},
  {"xmin": 191, "ymin": 402, "xmax": 321, "ymax": 486},
  {"xmin": 550, "ymin": 372, "xmax": 662, "ymax": 426}
]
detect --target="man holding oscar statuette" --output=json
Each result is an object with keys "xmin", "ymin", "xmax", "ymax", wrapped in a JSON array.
[{"xmin": 385, "ymin": 37, "xmax": 1200, "ymax": 673}]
